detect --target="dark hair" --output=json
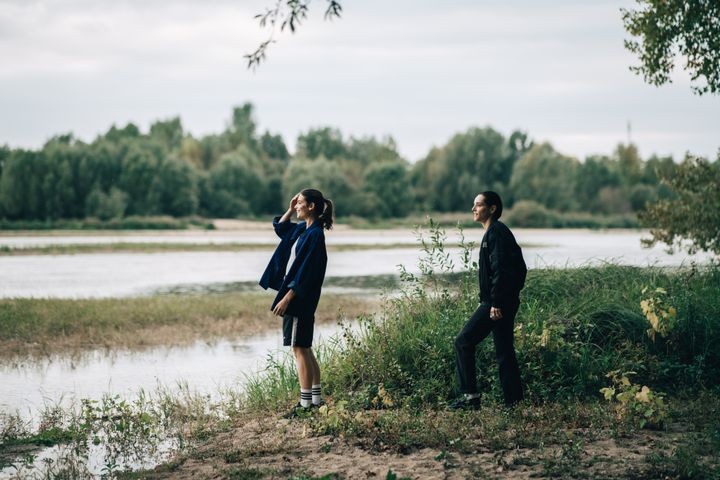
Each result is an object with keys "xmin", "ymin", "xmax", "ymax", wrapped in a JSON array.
[
  {"xmin": 301, "ymin": 188, "xmax": 334, "ymax": 230},
  {"xmin": 480, "ymin": 191, "xmax": 503, "ymax": 220}
]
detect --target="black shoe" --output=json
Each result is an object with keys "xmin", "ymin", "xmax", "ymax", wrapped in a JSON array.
[
  {"xmin": 448, "ymin": 396, "xmax": 481, "ymax": 410},
  {"xmin": 281, "ymin": 402, "xmax": 313, "ymax": 419}
]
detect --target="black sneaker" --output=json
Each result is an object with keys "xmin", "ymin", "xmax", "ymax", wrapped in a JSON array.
[
  {"xmin": 448, "ymin": 396, "xmax": 481, "ymax": 410},
  {"xmin": 281, "ymin": 402, "xmax": 313, "ymax": 419}
]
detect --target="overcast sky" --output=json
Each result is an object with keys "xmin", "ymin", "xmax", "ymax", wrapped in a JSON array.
[{"xmin": 1, "ymin": 0, "xmax": 718, "ymax": 162}]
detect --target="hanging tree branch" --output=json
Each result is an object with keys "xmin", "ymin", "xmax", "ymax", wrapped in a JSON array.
[{"xmin": 245, "ymin": 0, "xmax": 343, "ymax": 70}]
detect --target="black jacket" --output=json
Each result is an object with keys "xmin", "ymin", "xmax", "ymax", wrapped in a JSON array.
[
  {"xmin": 259, "ymin": 217, "xmax": 327, "ymax": 319},
  {"xmin": 478, "ymin": 220, "xmax": 527, "ymax": 309}
]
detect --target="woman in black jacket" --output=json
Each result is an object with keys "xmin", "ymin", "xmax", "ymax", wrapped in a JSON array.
[
  {"xmin": 260, "ymin": 189, "xmax": 333, "ymax": 416},
  {"xmin": 449, "ymin": 191, "xmax": 527, "ymax": 410}
]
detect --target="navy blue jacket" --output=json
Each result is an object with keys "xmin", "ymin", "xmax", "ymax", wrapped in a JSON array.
[
  {"xmin": 259, "ymin": 216, "xmax": 327, "ymax": 319},
  {"xmin": 478, "ymin": 220, "xmax": 527, "ymax": 309}
]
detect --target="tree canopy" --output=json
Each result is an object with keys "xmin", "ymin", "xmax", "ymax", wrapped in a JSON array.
[
  {"xmin": 621, "ymin": 0, "xmax": 720, "ymax": 95},
  {"xmin": 639, "ymin": 155, "xmax": 720, "ymax": 254}
]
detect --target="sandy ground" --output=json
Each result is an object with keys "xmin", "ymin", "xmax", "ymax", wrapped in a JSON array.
[{"xmin": 143, "ymin": 411, "xmax": 697, "ymax": 480}]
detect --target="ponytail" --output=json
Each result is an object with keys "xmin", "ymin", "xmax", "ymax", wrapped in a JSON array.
[
  {"xmin": 319, "ymin": 198, "xmax": 334, "ymax": 230},
  {"xmin": 300, "ymin": 188, "xmax": 334, "ymax": 230}
]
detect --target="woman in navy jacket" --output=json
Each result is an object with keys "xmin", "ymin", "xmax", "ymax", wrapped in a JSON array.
[{"xmin": 260, "ymin": 188, "xmax": 333, "ymax": 415}]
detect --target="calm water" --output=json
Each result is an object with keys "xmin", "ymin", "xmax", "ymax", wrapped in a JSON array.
[
  {"xmin": 0, "ymin": 229, "xmax": 712, "ymax": 298},
  {"xmin": 0, "ymin": 322, "xmax": 345, "ymax": 420}
]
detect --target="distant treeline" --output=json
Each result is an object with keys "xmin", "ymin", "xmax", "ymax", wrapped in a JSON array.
[{"xmin": 0, "ymin": 103, "xmax": 681, "ymax": 223}]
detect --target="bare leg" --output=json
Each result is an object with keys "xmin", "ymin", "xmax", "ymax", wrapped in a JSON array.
[
  {"xmin": 293, "ymin": 346, "xmax": 314, "ymax": 390},
  {"xmin": 308, "ymin": 349, "xmax": 321, "ymax": 385}
]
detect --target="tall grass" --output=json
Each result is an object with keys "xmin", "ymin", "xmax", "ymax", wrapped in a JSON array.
[{"xmin": 246, "ymin": 222, "xmax": 720, "ymax": 410}]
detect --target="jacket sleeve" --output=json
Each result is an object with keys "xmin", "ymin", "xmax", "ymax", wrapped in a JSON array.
[
  {"xmin": 273, "ymin": 216, "xmax": 297, "ymax": 239},
  {"xmin": 259, "ymin": 217, "xmax": 299, "ymax": 291},
  {"xmin": 287, "ymin": 230, "xmax": 327, "ymax": 298},
  {"xmin": 488, "ymin": 227, "xmax": 512, "ymax": 308}
]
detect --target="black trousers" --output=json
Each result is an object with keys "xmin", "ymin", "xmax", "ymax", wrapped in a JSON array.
[{"xmin": 454, "ymin": 301, "xmax": 523, "ymax": 405}]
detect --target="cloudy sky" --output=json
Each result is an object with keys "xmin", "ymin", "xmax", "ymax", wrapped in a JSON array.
[{"xmin": 1, "ymin": 0, "xmax": 718, "ymax": 162}]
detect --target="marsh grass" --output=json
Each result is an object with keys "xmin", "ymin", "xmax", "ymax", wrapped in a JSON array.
[{"xmin": 0, "ymin": 293, "xmax": 377, "ymax": 357}]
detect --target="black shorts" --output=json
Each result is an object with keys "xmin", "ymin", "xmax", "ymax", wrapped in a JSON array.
[{"xmin": 282, "ymin": 314, "xmax": 315, "ymax": 348}]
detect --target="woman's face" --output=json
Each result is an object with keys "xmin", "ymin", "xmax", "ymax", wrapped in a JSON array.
[{"xmin": 295, "ymin": 194, "xmax": 315, "ymax": 220}]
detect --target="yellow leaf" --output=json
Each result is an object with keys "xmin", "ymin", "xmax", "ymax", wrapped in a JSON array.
[
  {"xmin": 655, "ymin": 287, "xmax": 667, "ymax": 294},
  {"xmin": 635, "ymin": 386, "xmax": 651, "ymax": 403},
  {"xmin": 647, "ymin": 312, "xmax": 659, "ymax": 329},
  {"xmin": 668, "ymin": 306, "xmax": 677, "ymax": 318},
  {"xmin": 620, "ymin": 376, "xmax": 631, "ymax": 387},
  {"xmin": 599, "ymin": 387, "xmax": 615, "ymax": 401},
  {"xmin": 640, "ymin": 300, "xmax": 650, "ymax": 314}
]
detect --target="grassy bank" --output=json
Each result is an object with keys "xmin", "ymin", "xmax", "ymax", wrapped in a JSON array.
[{"xmin": 0, "ymin": 292, "xmax": 378, "ymax": 358}]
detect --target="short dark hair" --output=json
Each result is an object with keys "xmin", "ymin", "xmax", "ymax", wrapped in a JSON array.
[{"xmin": 480, "ymin": 191, "xmax": 503, "ymax": 220}]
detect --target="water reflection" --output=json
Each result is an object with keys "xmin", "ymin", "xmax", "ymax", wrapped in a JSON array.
[{"xmin": 0, "ymin": 323, "xmax": 342, "ymax": 420}]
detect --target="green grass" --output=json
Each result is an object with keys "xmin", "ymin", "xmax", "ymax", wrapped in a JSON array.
[
  {"xmin": 0, "ymin": 292, "xmax": 375, "ymax": 357},
  {"xmin": 242, "ymin": 223, "xmax": 720, "ymax": 459}
]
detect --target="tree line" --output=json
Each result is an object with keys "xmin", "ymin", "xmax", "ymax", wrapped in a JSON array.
[{"xmin": 0, "ymin": 102, "xmax": 703, "ymax": 223}]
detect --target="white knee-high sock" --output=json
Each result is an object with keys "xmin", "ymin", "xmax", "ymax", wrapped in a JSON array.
[
  {"xmin": 300, "ymin": 388, "xmax": 312, "ymax": 408},
  {"xmin": 312, "ymin": 384, "xmax": 322, "ymax": 405}
]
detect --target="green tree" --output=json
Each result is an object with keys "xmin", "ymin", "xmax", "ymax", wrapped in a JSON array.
[
  {"xmin": 575, "ymin": 155, "xmax": 620, "ymax": 211},
  {"xmin": 260, "ymin": 131, "xmax": 290, "ymax": 161},
  {"xmin": 0, "ymin": 150, "xmax": 48, "ymax": 219},
  {"xmin": 149, "ymin": 117, "xmax": 184, "ymax": 150},
  {"xmin": 510, "ymin": 143, "xmax": 580, "ymax": 212},
  {"xmin": 639, "ymin": 155, "xmax": 720, "ymax": 254},
  {"xmin": 104, "ymin": 123, "xmax": 141, "ymax": 143},
  {"xmin": 296, "ymin": 127, "xmax": 347, "ymax": 160},
  {"xmin": 148, "ymin": 157, "xmax": 199, "ymax": 217},
  {"xmin": 347, "ymin": 136, "xmax": 402, "ymax": 166},
  {"xmin": 282, "ymin": 157, "xmax": 353, "ymax": 215},
  {"xmin": 226, "ymin": 104, "xmax": 259, "ymax": 152},
  {"xmin": 622, "ymin": 0, "xmax": 720, "ymax": 95},
  {"xmin": 616, "ymin": 143, "xmax": 643, "ymax": 186},
  {"xmin": 201, "ymin": 152, "xmax": 264, "ymax": 218},
  {"xmin": 363, "ymin": 162, "xmax": 412, "ymax": 218},
  {"xmin": 412, "ymin": 127, "xmax": 516, "ymax": 211},
  {"xmin": 85, "ymin": 186, "xmax": 128, "ymax": 220}
]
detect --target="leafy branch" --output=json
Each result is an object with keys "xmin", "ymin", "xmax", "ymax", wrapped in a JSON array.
[{"xmin": 245, "ymin": 0, "xmax": 343, "ymax": 69}]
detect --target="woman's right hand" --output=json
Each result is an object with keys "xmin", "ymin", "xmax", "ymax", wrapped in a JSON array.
[{"xmin": 288, "ymin": 193, "xmax": 300, "ymax": 212}]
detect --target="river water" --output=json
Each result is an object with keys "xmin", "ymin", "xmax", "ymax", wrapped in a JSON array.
[{"xmin": 0, "ymin": 229, "xmax": 713, "ymax": 298}]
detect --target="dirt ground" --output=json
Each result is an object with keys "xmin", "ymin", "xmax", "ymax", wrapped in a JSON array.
[{"xmin": 143, "ymin": 411, "xmax": 699, "ymax": 480}]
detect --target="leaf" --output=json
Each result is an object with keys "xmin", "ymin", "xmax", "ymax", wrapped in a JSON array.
[
  {"xmin": 635, "ymin": 386, "xmax": 651, "ymax": 403},
  {"xmin": 600, "ymin": 387, "xmax": 615, "ymax": 401}
]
